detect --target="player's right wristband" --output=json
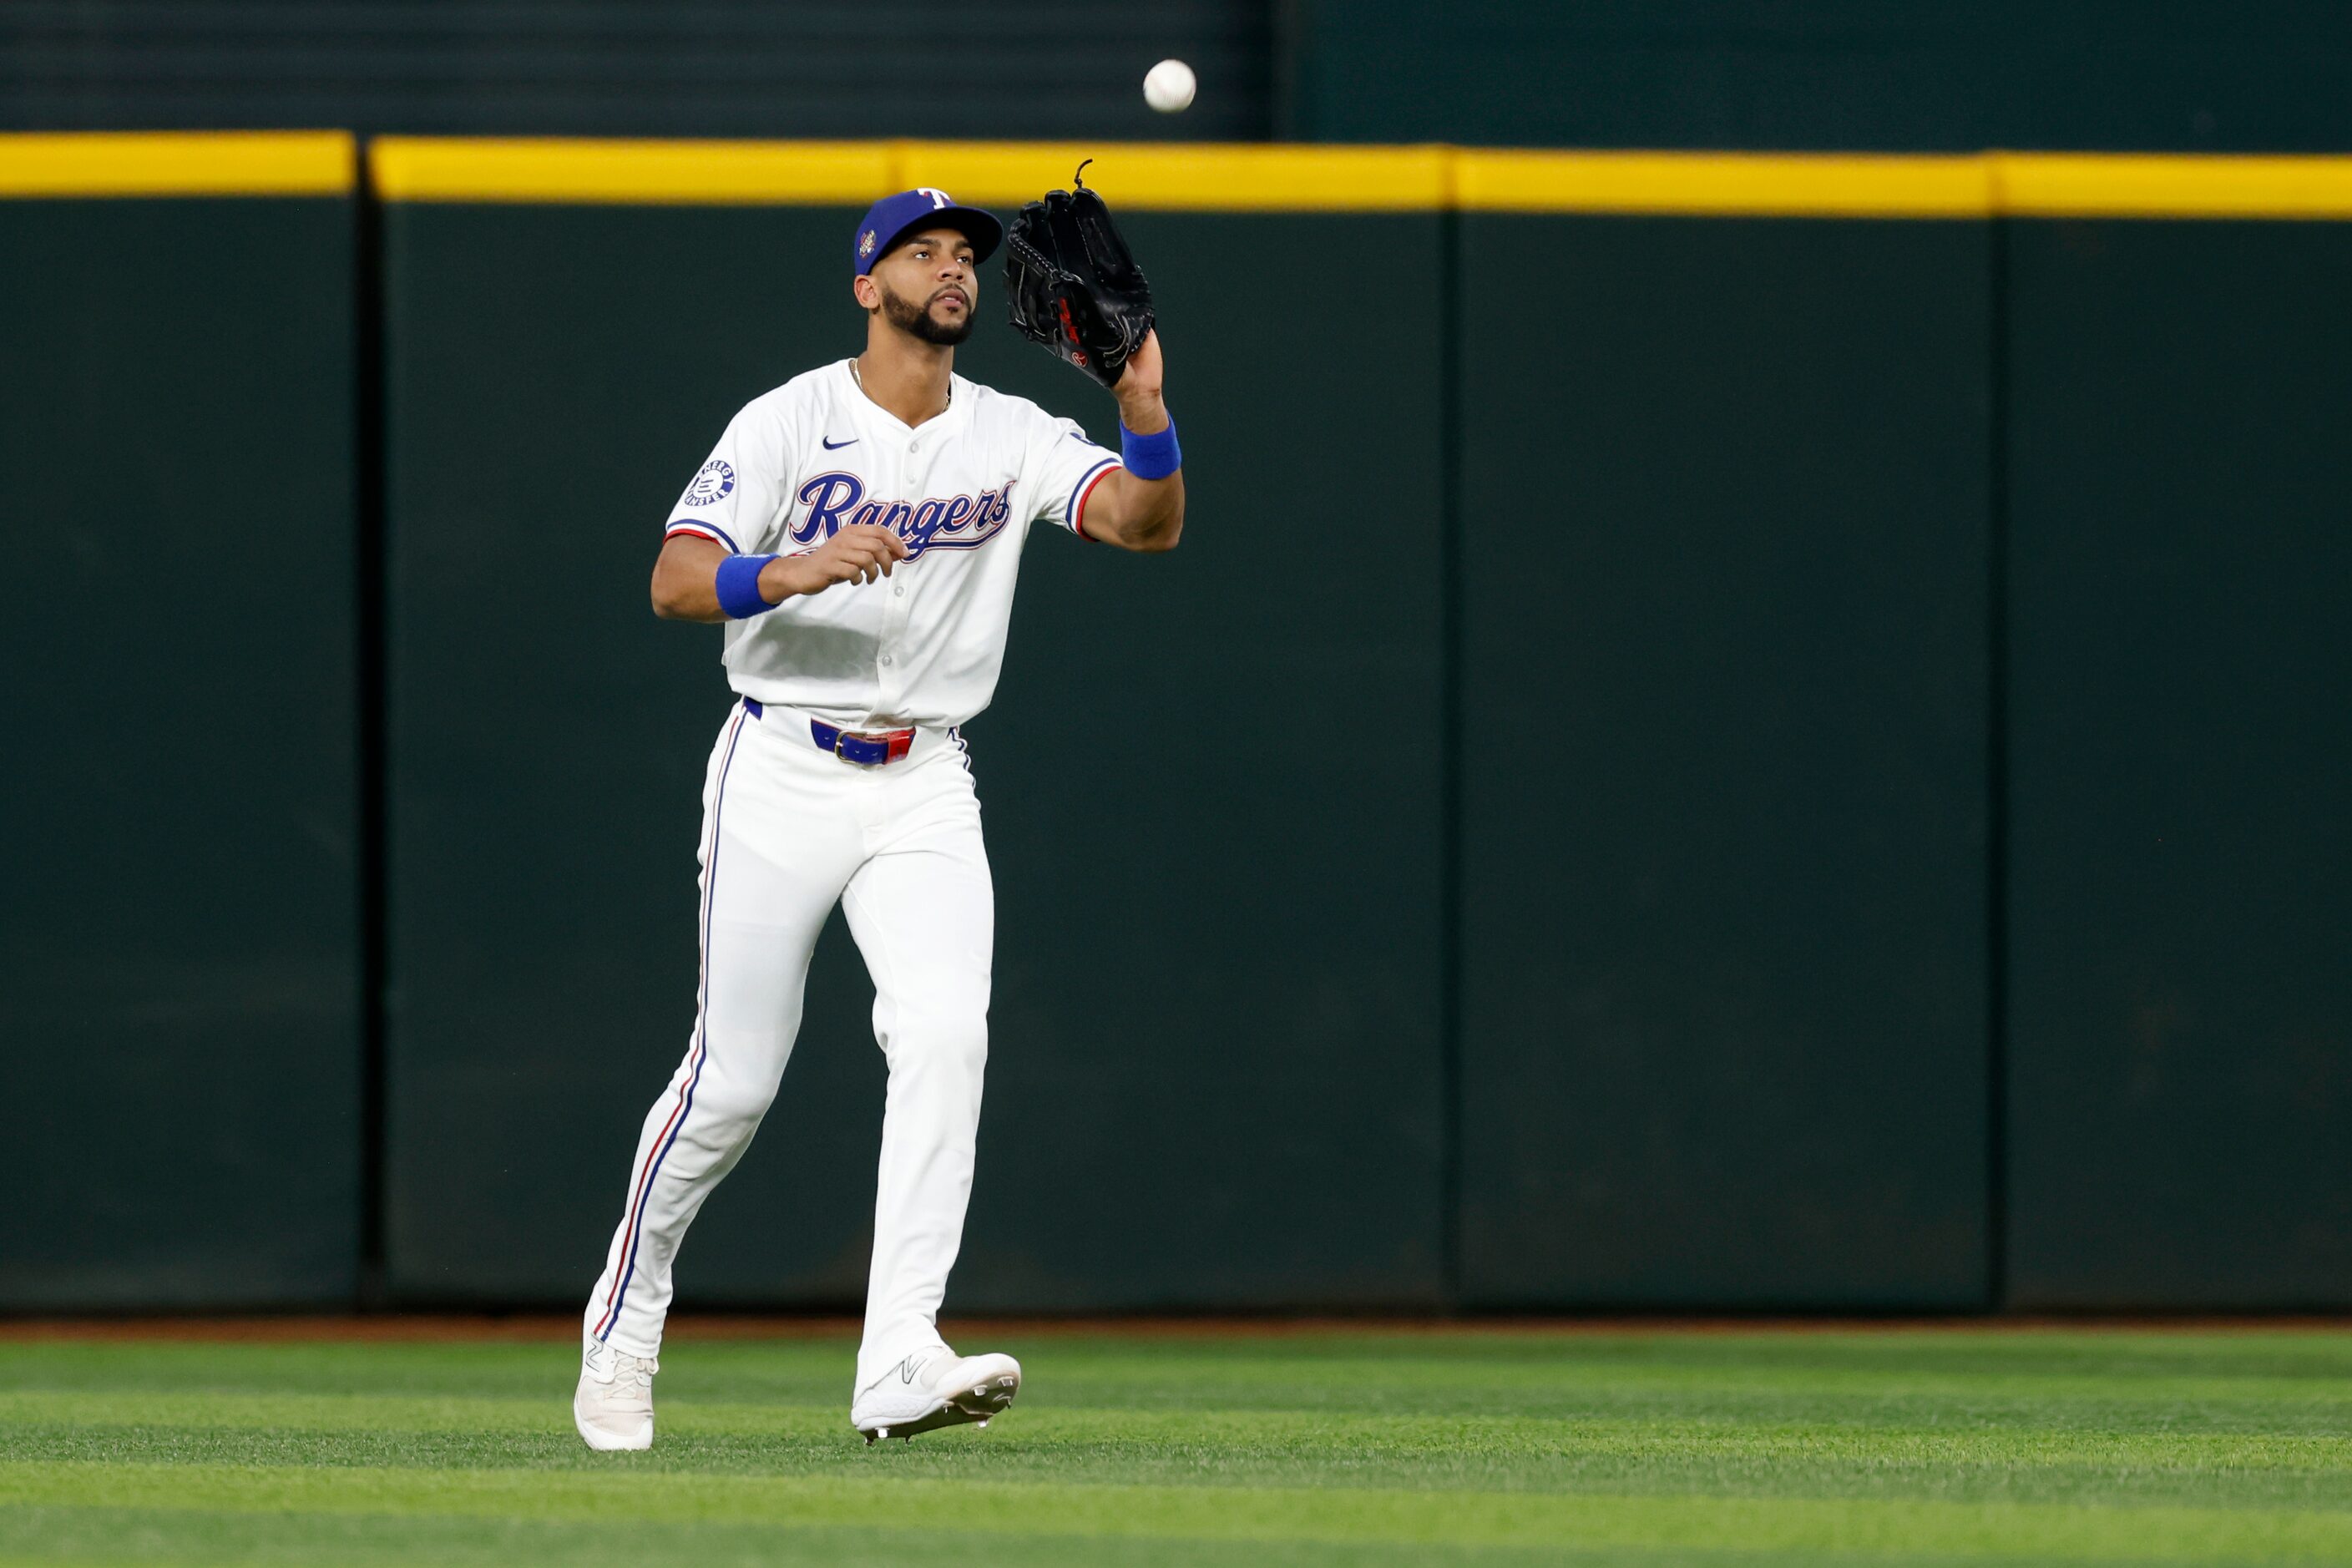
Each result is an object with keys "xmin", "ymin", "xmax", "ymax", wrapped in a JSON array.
[
  {"xmin": 714, "ymin": 553, "xmax": 781, "ymax": 620},
  {"xmin": 1120, "ymin": 416, "xmax": 1181, "ymax": 480}
]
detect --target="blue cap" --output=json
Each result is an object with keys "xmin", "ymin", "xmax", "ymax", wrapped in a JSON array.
[{"xmin": 852, "ymin": 189, "xmax": 1004, "ymax": 277}]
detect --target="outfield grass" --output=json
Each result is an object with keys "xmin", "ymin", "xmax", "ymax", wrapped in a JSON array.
[{"xmin": 0, "ymin": 1325, "xmax": 2348, "ymax": 1565}]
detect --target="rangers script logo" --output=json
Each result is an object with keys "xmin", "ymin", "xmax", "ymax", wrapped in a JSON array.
[{"xmin": 790, "ymin": 472, "xmax": 1019, "ymax": 559}]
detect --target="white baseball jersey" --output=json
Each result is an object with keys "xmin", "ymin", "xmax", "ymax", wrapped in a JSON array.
[{"xmin": 661, "ymin": 359, "xmax": 1123, "ymax": 730}]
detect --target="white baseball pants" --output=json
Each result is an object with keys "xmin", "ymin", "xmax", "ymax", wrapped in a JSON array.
[{"xmin": 583, "ymin": 696, "xmax": 994, "ymax": 1396}]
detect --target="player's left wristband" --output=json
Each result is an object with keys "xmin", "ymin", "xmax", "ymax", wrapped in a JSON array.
[
  {"xmin": 1120, "ymin": 416, "xmax": 1180, "ymax": 481},
  {"xmin": 715, "ymin": 553, "xmax": 780, "ymax": 620}
]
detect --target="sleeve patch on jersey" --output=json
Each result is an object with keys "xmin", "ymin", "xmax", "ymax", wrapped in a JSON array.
[
  {"xmin": 665, "ymin": 519, "xmax": 740, "ymax": 553},
  {"xmin": 681, "ymin": 458, "xmax": 736, "ymax": 507}
]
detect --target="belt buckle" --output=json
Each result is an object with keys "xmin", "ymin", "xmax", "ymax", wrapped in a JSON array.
[{"xmin": 834, "ymin": 728, "xmax": 888, "ymax": 767}]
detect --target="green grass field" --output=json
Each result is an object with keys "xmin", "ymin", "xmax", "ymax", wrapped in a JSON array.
[{"xmin": 0, "ymin": 1324, "xmax": 2348, "ymax": 1565}]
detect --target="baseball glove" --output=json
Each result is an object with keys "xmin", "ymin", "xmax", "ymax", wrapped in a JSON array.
[{"xmin": 1003, "ymin": 160, "xmax": 1154, "ymax": 390}]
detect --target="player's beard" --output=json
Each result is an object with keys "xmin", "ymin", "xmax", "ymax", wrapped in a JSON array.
[{"xmin": 878, "ymin": 279, "xmax": 974, "ymax": 346}]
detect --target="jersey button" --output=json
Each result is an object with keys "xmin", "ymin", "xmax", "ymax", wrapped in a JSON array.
[
  {"xmin": 880, "ymin": 655, "xmax": 893, "ymax": 665},
  {"xmin": 894, "ymin": 586, "xmax": 905, "ymax": 597},
  {"xmin": 907, "ymin": 441, "xmax": 918, "ymax": 453}
]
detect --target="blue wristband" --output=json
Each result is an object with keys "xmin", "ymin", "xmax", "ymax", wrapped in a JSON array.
[
  {"xmin": 1120, "ymin": 416, "xmax": 1181, "ymax": 481},
  {"xmin": 714, "ymin": 553, "xmax": 780, "ymax": 620}
]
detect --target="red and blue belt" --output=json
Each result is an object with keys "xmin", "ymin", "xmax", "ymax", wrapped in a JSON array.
[
  {"xmin": 741, "ymin": 698, "xmax": 915, "ymax": 766},
  {"xmin": 812, "ymin": 718, "xmax": 914, "ymax": 766}
]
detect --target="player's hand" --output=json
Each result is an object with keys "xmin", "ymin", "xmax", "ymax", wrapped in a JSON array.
[
  {"xmin": 1113, "ymin": 329, "xmax": 1165, "ymax": 420},
  {"xmin": 762, "ymin": 525, "xmax": 909, "ymax": 598}
]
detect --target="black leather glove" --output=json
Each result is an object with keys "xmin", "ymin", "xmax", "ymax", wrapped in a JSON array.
[{"xmin": 1003, "ymin": 161, "xmax": 1155, "ymax": 391}]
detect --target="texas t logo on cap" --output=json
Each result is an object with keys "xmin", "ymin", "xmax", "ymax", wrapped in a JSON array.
[{"xmin": 851, "ymin": 189, "xmax": 1004, "ymax": 278}]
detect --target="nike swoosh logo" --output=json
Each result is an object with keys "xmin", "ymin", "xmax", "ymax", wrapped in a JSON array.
[{"xmin": 822, "ymin": 436, "xmax": 857, "ymax": 450}]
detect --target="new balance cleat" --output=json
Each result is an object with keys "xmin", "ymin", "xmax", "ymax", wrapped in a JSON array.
[
  {"xmin": 574, "ymin": 1338, "xmax": 658, "ymax": 1451},
  {"xmin": 852, "ymin": 1348, "xmax": 1021, "ymax": 1444}
]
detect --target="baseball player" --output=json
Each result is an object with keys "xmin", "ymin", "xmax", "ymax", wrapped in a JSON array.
[{"xmin": 573, "ymin": 187, "xmax": 1183, "ymax": 1449}]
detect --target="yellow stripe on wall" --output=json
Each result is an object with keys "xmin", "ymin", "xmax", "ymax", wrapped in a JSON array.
[
  {"xmin": 368, "ymin": 139, "xmax": 2352, "ymax": 220},
  {"xmin": 371, "ymin": 138, "xmax": 1453, "ymax": 212},
  {"xmin": 0, "ymin": 132, "xmax": 353, "ymax": 198},
  {"xmin": 1995, "ymin": 154, "xmax": 2352, "ymax": 219},
  {"xmin": 1457, "ymin": 151, "xmax": 1992, "ymax": 217},
  {"xmin": 5, "ymin": 133, "xmax": 2350, "ymax": 217},
  {"xmin": 371, "ymin": 138, "xmax": 891, "ymax": 205}
]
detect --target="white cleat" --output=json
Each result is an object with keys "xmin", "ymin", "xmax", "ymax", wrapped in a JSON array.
[
  {"xmin": 852, "ymin": 1348, "xmax": 1022, "ymax": 1444},
  {"xmin": 574, "ymin": 1338, "xmax": 658, "ymax": 1451}
]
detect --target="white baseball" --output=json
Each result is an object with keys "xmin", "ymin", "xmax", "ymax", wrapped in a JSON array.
[{"xmin": 1143, "ymin": 58, "xmax": 1196, "ymax": 114}]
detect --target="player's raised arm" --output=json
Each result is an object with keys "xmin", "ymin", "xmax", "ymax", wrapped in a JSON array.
[
  {"xmin": 1072, "ymin": 331, "xmax": 1184, "ymax": 554},
  {"xmin": 650, "ymin": 527, "xmax": 908, "ymax": 622}
]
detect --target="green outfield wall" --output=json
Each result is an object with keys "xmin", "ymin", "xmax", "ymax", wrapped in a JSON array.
[
  {"xmin": 0, "ymin": 135, "xmax": 363, "ymax": 1308},
  {"xmin": 1455, "ymin": 215, "xmax": 1993, "ymax": 1308},
  {"xmin": 7, "ymin": 134, "xmax": 2350, "ymax": 1313},
  {"xmin": 2001, "ymin": 218, "xmax": 2352, "ymax": 1308}
]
